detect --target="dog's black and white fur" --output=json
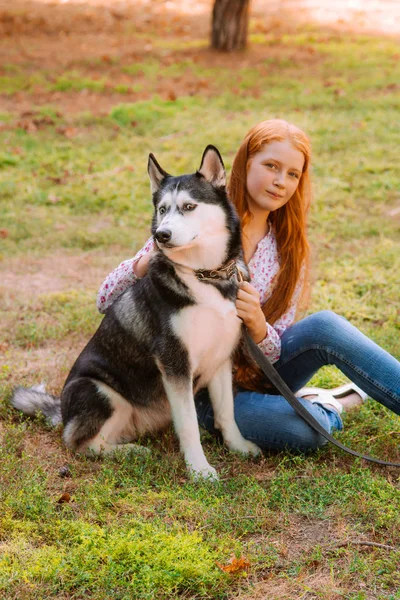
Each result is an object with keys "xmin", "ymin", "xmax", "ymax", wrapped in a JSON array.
[{"xmin": 11, "ymin": 146, "xmax": 260, "ymax": 480}]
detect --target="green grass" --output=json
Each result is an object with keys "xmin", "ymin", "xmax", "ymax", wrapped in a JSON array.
[
  {"xmin": 51, "ymin": 73, "xmax": 108, "ymax": 93},
  {"xmin": 0, "ymin": 20, "xmax": 399, "ymax": 600},
  {"xmin": 6, "ymin": 291, "xmax": 101, "ymax": 349}
]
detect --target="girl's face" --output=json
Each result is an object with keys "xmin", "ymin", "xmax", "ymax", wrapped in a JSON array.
[{"xmin": 246, "ymin": 139, "xmax": 305, "ymax": 218}]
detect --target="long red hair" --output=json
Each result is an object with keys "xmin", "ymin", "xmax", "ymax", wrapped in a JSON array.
[{"xmin": 229, "ymin": 119, "xmax": 312, "ymax": 390}]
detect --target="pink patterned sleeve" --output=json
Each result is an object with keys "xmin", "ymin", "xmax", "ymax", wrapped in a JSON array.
[
  {"xmin": 257, "ymin": 269, "xmax": 304, "ymax": 364},
  {"xmin": 96, "ymin": 236, "xmax": 154, "ymax": 313}
]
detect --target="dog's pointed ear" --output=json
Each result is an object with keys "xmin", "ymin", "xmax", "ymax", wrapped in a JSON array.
[
  {"xmin": 148, "ymin": 153, "xmax": 170, "ymax": 194},
  {"xmin": 197, "ymin": 145, "xmax": 226, "ymax": 188}
]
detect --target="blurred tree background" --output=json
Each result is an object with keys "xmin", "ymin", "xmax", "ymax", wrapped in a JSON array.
[{"xmin": 212, "ymin": 0, "xmax": 251, "ymax": 51}]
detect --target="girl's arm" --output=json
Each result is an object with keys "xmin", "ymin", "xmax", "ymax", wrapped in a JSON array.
[
  {"xmin": 257, "ymin": 309, "xmax": 295, "ymax": 364},
  {"xmin": 97, "ymin": 236, "xmax": 155, "ymax": 313},
  {"xmin": 257, "ymin": 273, "xmax": 304, "ymax": 363},
  {"xmin": 237, "ymin": 273, "xmax": 303, "ymax": 364}
]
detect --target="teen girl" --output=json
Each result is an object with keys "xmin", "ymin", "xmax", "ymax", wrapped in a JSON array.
[{"xmin": 97, "ymin": 119, "xmax": 400, "ymax": 452}]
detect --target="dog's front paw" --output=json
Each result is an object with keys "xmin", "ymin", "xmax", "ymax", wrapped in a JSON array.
[
  {"xmin": 227, "ymin": 437, "xmax": 262, "ymax": 457},
  {"xmin": 242, "ymin": 439, "xmax": 262, "ymax": 457},
  {"xmin": 188, "ymin": 462, "xmax": 219, "ymax": 482}
]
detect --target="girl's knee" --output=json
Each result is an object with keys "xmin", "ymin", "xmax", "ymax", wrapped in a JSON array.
[
  {"xmin": 294, "ymin": 430, "xmax": 329, "ymax": 452},
  {"xmin": 271, "ymin": 400, "xmax": 342, "ymax": 452},
  {"xmin": 233, "ymin": 391, "xmax": 339, "ymax": 453},
  {"xmin": 302, "ymin": 310, "xmax": 351, "ymax": 348},
  {"xmin": 250, "ymin": 427, "xmax": 329, "ymax": 453},
  {"xmin": 279, "ymin": 417, "xmax": 330, "ymax": 452},
  {"xmin": 310, "ymin": 310, "xmax": 346, "ymax": 328}
]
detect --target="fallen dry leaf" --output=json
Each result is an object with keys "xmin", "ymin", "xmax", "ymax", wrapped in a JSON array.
[
  {"xmin": 11, "ymin": 146, "xmax": 25, "ymax": 155},
  {"xmin": 167, "ymin": 89, "xmax": 177, "ymax": 101},
  {"xmin": 216, "ymin": 554, "xmax": 251, "ymax": 575},
  {"xmin": 56, "ymin": 126, "xmax": 78, "ymax": 138},
  {"xmin": 20, "ymin": 110, "xmax": 36, "ymax": 118},
  {"xmin": 17, "ymin": 119, "xmax": 38, "ymax": 133},
  {"xmin": 57, "ymin": 492, "xmax": 71, "ymax": 504}
]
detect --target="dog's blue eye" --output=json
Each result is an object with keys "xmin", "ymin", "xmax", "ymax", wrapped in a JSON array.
[
  {"xmin": 183, "ymin": 203, "xmax": 196, "ymax": 211},
  {"xmin": 159, "ymin": 207, "xmax": 166, "ymax": 215}
]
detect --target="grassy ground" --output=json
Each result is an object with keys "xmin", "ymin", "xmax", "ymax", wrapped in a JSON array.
[{"xmin": 0, "ymin": 2, "xmax": 399, "ymax": 598}]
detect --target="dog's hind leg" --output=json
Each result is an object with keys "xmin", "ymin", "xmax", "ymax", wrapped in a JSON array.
[
  {"xmin": 62, "ymin": 379, "xmax": 149, "ymax": 456},
  {"xmin": 162, "ymin": 377, "xmax": 218, "ymax": 481},
  {"xmin": 208, "ymin": 361, "xmax": 261, "ymax": 457}
]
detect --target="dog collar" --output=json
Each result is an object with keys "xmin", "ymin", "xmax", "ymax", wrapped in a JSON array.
[{"xmin": 195, "ymin": 259, "xmax": 244, "ymax": 283}]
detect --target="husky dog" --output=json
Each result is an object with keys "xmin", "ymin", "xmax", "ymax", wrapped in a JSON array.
[{"xmin": 11, "ymin": 146, "xmax": 260, "ymax": 480}]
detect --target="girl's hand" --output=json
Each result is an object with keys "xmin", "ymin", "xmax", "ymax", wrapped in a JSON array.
[
  {"xmin": 133, "ymin": 244, "xmax": 157, "ymax": 278},
  {"xmin": 236, "ymin": 281, "xmax": 267, "ymax": 344}
]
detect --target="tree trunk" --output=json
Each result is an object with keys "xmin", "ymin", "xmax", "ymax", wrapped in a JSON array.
[{"xmin": 211, "ymin": 0, "xmax": 250, "ymax": 52}]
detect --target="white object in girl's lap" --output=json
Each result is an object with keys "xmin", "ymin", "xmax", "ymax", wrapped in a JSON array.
[
  {"xmin": 328, "ymin": 382, "xmax": 368, "ymax": 402},
  {"xmin": 297, "ymin": 382, "xmax": 368, "ymax": 414},
  {"xmin": 296, "ymin": 389, "xmax": 344, "ymax": 414}
]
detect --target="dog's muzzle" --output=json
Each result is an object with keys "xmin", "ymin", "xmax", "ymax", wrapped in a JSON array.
[{"xmin": 155, "ymin": 229, "xmax": 172, "ymax": 244}]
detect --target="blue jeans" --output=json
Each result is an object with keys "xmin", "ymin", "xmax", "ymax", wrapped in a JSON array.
[{"xmin": 195, "ymin": 311, "xmax": 400, "ymax": 452}]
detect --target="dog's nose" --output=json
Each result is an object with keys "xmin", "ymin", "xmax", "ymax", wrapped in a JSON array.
[{"xmin": 155, "ymin": 229, "xmax": 172, "ymax": 244}]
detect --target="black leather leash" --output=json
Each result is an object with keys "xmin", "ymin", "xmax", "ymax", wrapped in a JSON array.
[{"xmin": 243, "ymin": 328, "xmax": 400, "ymax": 467}]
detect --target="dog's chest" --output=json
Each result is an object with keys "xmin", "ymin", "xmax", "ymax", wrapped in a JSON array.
[{"xmin": 171, "ymin": 275, "xmax": 241, "ymax": 377}]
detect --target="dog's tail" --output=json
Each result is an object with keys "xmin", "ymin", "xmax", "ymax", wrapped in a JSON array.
[{"xmin": 11, "ymin": 383, "xmax": 62, "ymax": 426}]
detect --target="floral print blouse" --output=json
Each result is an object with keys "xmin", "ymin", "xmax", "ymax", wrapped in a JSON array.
[{"xmin": 96, "ymin": 227, "xmax": 302, "ymax": 364}]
